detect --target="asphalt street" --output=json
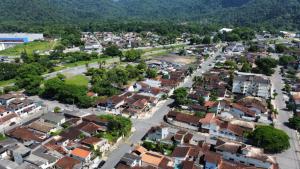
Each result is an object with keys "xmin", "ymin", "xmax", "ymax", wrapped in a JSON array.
[
  {"xmin": 100, "ymin": 50, "xmax": 219, "ymax": 169},
  {"xmin": 272, "ymin": 66, "xmax": 300, "ymax": 169}
]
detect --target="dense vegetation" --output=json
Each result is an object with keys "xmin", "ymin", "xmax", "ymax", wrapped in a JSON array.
[
  {"xmin": 0, "ymin": 63, "xmax": 19, "ymax": 81},
  {"xmin": 41, "ymin": 77, "xmax": 93, "ymax": 108},
  {"xmin": 249, "ymin": 126, "xmax": 290, "ymax": 153},
  {"xmin": 97, "ymin": 115, "xmax": 132, "ymax": 142},
  {"xmin": 289, "ymin": 116, "xmax": 300, "ymax": 131},
  {"xmin": 88, "ymin": 62, "xmax": 147, "ymax": 96},
  {"xmin": 0, "ymin": 0, "xmax": 300, "ymax": 33}
]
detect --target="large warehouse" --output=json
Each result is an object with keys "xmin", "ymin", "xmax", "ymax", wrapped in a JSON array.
[{"xmin": 0, "ymin": 33, "xmax": 44, "ymax": 51}]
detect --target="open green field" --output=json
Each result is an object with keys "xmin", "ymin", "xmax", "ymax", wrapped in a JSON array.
[
  {"xmin": 0, "ymin": 40, "xmax": 57, "ymax": 56},
  {"xmin": 65, "ymin": 75, "xmax": 89, "ymax": 86},
  {"xmin": 0, "ymin": 79, "xmax": 15, "ymax": 87}
]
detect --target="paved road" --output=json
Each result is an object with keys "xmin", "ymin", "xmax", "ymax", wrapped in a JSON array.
[
  {"xmin": 100, "ymin": 48, "xmax": 219, "ymax": 169},
  {"xmin": 272, "ymin": 66, "xmax": 300, "ymax": 169}
]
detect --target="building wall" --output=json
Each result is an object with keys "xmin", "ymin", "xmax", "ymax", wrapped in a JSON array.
[
  {"xmin": 170, "ymin": 120, "xmax": 199, "ymax": 131},
  {"xmin": 219, "ymin": 151, "xmax": 272, "ymax": 169}
]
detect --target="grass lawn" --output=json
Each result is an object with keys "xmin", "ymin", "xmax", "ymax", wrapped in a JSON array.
[
  {"xmin": 0, "ymin": 79, "xmax": 15, "ymax": 87},
  {"xmin": 0, "ymin": 134, "xmax": 6, "ymax": 141},
  {"xmin": 65, "ymin": 75, "xmax": 89, "ymax": 86},
  {"xmin": 0, "ymin": 40, "xmax": 57, "ymax": 56},
  {"xmin": 53, "ymin": 57, "xmax": 116, "ymax": 72}
]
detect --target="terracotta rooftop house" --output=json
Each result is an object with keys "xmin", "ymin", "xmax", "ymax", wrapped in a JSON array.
[
  {"xmin": 204, "ymin": 151, "xmax": 222, "ymax": 165},
  {"xmin": 44, "ymin": 139, "xmax": 68, "ymax": 155},
  {"xmin": 173, "ymin": 130, "xmax": 193, "ymax": 144},
  {"xmin": 27, "ymin": 120, "xmax": 56, "ymax": 133},
  {"xmin": 82, "ymin": 114, "xmax": 109, "ymax": 127},
  {"xmin": 204, "ymin": 101, "xmax": 217, "ymax": 108},
  {"xmin": 172, "ymin": 111, "xmax": 201, "ymax": 124},
  {"xmin": 181, "ymin": 161, "xmax": 199, "ymax": 169},
  {"xmin": 80, "ymin": 136, "xmax": 102, "ymax": 147},
  {"xmin": 219, "ymin": 121, "xmax": 245, "ymax": 138},
  {"xmin": 131, "ymin": 94, "xmax": 157, "ymax": 104},
  {"xmin": 218, "ymin": 159, "xmax": 259, "ymax": 169},
  {"xmin": 172, "ymin": 146, "xmax": 200, "ymax": 161},
  {"xmin": 141, "ymin": 151, "xmax": 173, "ymax": 168},
  {"xmin": 6, "ymin": 127, "xmax": 46, "ymax": 143},
  {"xmin": 80, "ymin": 122, "xmax": 107, "ymax": 135},
  {"xmin": 199, "ymin": 113, "xmax": 216, "ymax": 125},
  {"xmin": 237, "ymin": 96, "xmax": 268, "ymax": 113},
  {"xmin": 134, "ymin": 145, "xmax": 147, "ymax": 155},
  {"xmin": 55, "ymin": 156, "xmax": 81, "ymax": 169},
  {"xmin": 71, "ymin": 147, "xmax": 92, "ymax": 162},
  {"xmin": 231, "ymin": 103, "xmax": 257, "ymax": 117},
  {"xmin": 160, "ymin": 79, "xmax": 179, "ymax": 88},
  {"xmin": 166, "ymin": 111, "xmax": 201, "ymax": 129},
  {"xmin": 0, "ymin": 112, "xmax": 18, "ymax": 126}
]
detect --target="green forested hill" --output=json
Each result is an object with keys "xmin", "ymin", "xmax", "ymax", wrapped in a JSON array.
[{"xmin": 0, "ymin": 0, "xmax": 299, "ymax": 30}]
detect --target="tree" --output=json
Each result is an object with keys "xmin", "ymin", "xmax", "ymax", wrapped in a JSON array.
[
  {"xmin": 15, "ymin": 63, "xmax": 45, "ymax": 95},
  {"xmin": 279, "ymin": 55, "xmax": 296, "ymax": 66},
  {"xmin": 248, "ymin": 44, "xmax": 259, "ymax": 52},
  {"xmin": 146, "ymin": 68, "xmax": 158, "ymax": 78},
  {"xmin": 173, "ymin": 88, "xmax": 188, "ymax": 105},
  {"xmin": 103, "ymin": 45, "xmax": 122, "ymax": 57},
  {"xmin": 250, "ymin": 126, "xmax": 290, "ymax": 153},
  {"xmin": 254, "ymin": 58, "xmax": 278, "ymax": 76},
  {"xmin": 275, "ymin": 44, "xmax": 287, "ymax": 53},
  {"xmin": 189, "ymin": 36, "xmax": 202, "ymax": 45},
  {"xmin": 124, "ymin": 49, "xmax": 142, "ymax": 62},
  {"xmin": 202, "ymin": 36, "xmax": 211, "ymax": 44},
  {"xmin": 0, "ymin": 63, "xmax": 19, "ymax": 81},
  {"xmin": 41, "ymin": 77, "xmax": 92, "ymax": 108},
  {"xmin": 136, "ymin": 62, "xmax": 148, "ymax": 74},
  {"xmin": 57, "ymin": 73, "xmax": 66, "ymax": 81},
  {"xmin": 178, "ymin": 49, "xmax": 187, "ymax": 56},
  {"xmin": 20, "ymin": 50, "xmax": 31, "ymax": 63},
  {"xmin": 241, "ymin": 62, "xmax": 252, "ymax": 72},
  {"xmin": 54, "ymin": 107, "xmax": 61, "ymax": 113},
  {"xmin": 198, "ymin": 97, "xmax": 205, "ymax": 106},
  {"xmin": 3, "ymin": 86, "xmax": 19, "ymax": 94},
  {"xmin": 126, "ymin": 65, "xmax": 139, "ymax": 79},
  {"xmin": 224, "ymin": 60, "xmax": 238, "ymax": 70},
  {"xmin": 212, "ymin": 36, "xmax": 221, "ymax": 43},
  {"xmin": 289, "ymin": 116, "xmax": 300, "ymax": 131},
  {"xmin": 284, "ymin": 84, "xmax": 291, "ymax": 93},
  {"xmin": 287, "ymin": 102, "xmax": 295, "ymax": 111}
]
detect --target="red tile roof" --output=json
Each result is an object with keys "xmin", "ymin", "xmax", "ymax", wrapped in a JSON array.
[
  {"xmin": 204, "ymin": 151, "xmax": 221, "ymax": 164},
  {"xmin": 80, "ymin": 122, "xmax": 106, "ymax": 133},
  {"xmin": 204, "ymin": 101, "xmax": 216, "ymax": 108},
  {"xmin": 56, "ymin": 156, "xmax": 80, "ymax": 169},
  {"xmin": 199, "ymin": 113, "xmax": 215, "ymax": 125},
  {"xmin": 71, "ymin": 147, "xmax": 91, "ymax": 159},
  {"xmin": 7, "ymin": 127, "xmax": 45, "ymax": 142},
  {"xmin": 81, "ymin": 137, "xmax": 102, "ymax": 145}
]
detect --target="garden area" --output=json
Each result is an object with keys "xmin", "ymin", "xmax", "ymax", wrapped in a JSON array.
[
  {"xmin": 65, "ymin": 75, "xmax": 89, "ymax": 87},
  {"xmin": 142, "ymin": 141, "xmax": 175, "ymax": 156},
  {"xmin": 96, "ymin": 115, "xmax": 132, "ymax": 143}
]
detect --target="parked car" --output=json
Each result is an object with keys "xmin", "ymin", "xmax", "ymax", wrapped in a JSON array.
[{"xmin": 98, "ymin": 161, "xmax": 106, "ymax": 168}]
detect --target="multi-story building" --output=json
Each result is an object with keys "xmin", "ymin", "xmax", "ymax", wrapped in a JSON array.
[{"xmin": 232, "ymin": 72, "xmax": 272, "ymax": 99}]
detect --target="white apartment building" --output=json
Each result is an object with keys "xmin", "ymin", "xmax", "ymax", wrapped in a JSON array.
[{"xmin": 232, "ymin": 72, "xmax": 272, "ymax": 99}]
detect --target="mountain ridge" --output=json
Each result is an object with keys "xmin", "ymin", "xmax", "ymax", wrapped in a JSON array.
[{"xmin": 0, "ymin": 0, "xmax": 299, "ymax": 30}]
